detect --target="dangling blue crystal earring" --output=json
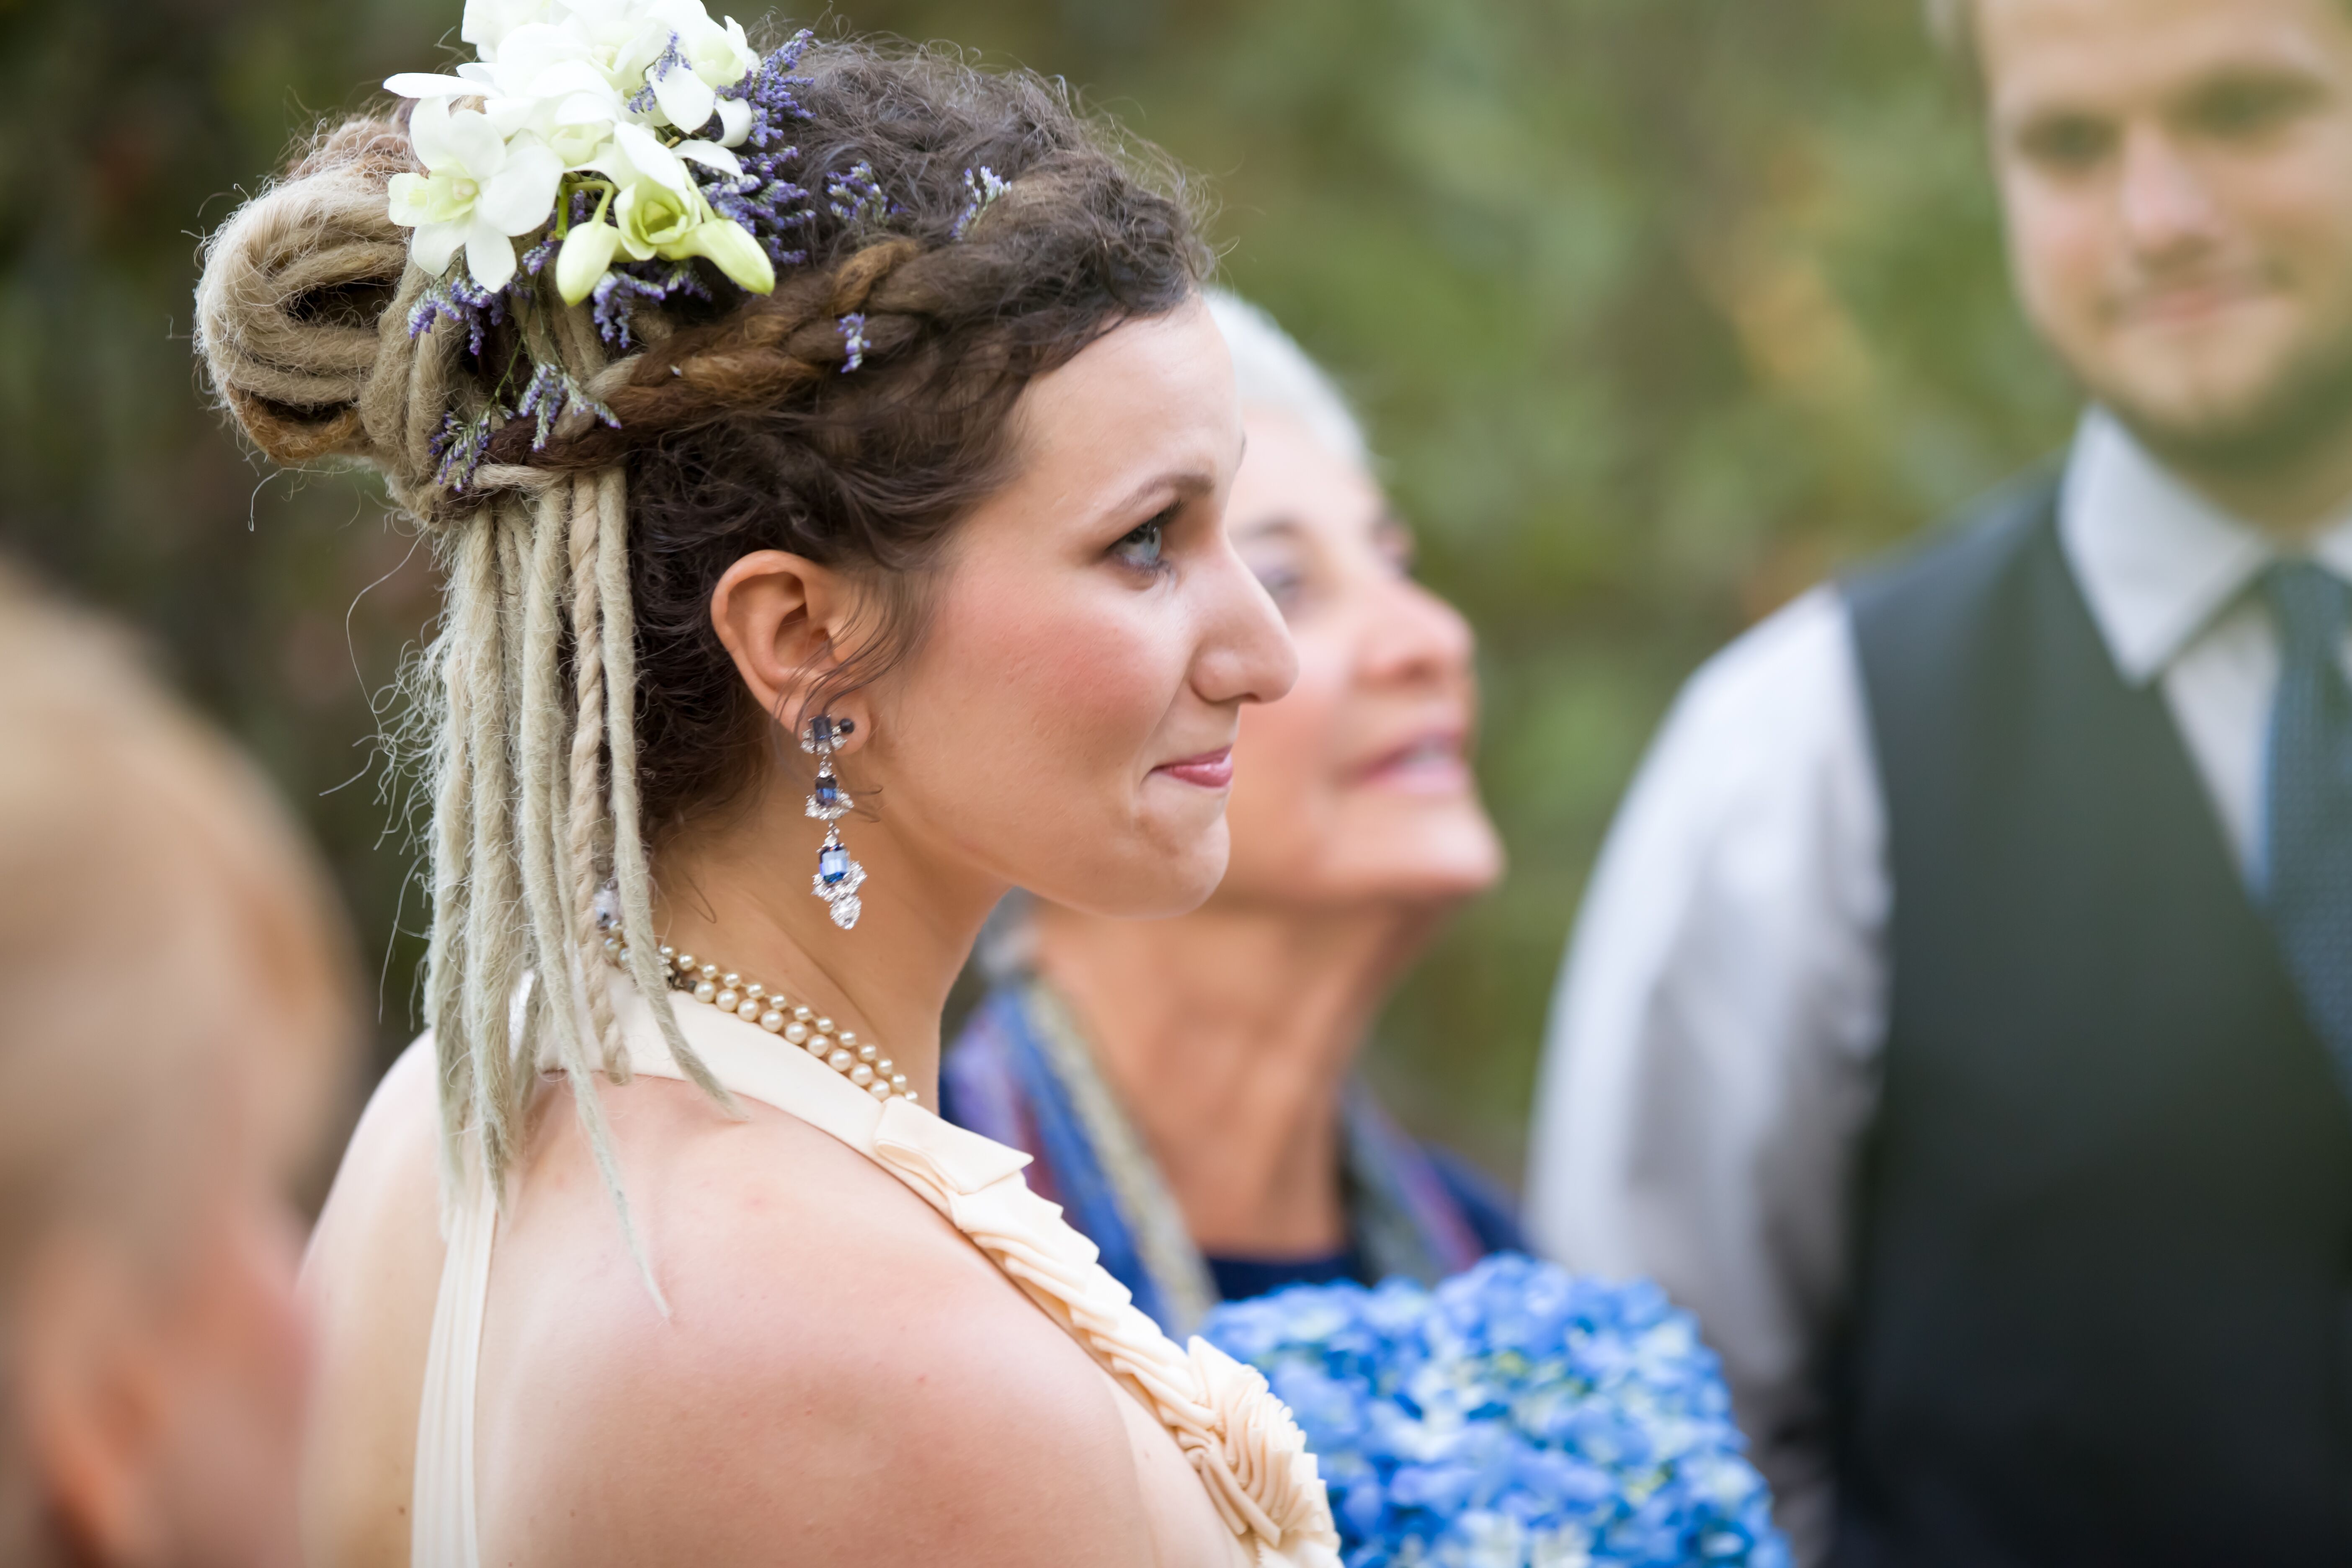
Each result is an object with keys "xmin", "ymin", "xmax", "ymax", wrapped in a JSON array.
[{"xmin": 802, "ymin": 714, "xmax": 866, "ymax": 930}]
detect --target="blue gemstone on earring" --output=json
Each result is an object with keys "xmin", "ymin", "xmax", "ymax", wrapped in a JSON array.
[
  {"xmin": 815, "ymin": 774, "xmax": 840, "ymax": 807},
  {"xmin": 820, "ymin": 845, "xmax": 851, "ymax": 885}
]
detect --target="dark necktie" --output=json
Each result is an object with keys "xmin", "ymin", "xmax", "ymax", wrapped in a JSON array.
[{"xmin": 2261, "ymin": 559, "xmax": 2352, "ymax": 1091}]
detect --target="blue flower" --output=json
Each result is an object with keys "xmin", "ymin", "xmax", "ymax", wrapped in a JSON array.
[{"xmin": 1200, "ymin": 1253, "xmax": 1789, "ymax": 1568}]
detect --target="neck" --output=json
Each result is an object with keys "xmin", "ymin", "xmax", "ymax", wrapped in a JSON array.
[
  {"xmin": 2148, "ymin": 408, "xmax": 2352, "ymax": 541},
  {"xmin": 1030, "ymin": 897, "xmax": 1441, "ymax": 1257},
  {"xmin": 650, "ymin": 784, "xmax": 1001, "ymax": 1104}
]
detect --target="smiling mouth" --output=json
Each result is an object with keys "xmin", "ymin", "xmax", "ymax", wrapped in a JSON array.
[
  {"xmin": 1153, "ymin": 747, "xmax": 1235, "ymax": 789},
  {"xmin": 1355, "ymin": 732, "xmax": 1471, "ymax": 790},
  {"xmin": 2119, "ymin": 276, "xmax": 2273, "ymax": 328}
]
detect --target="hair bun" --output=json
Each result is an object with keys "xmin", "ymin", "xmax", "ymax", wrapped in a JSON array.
[{"xmin": 196, "ymin": 117, "xmax": 454, "ymax": 487}]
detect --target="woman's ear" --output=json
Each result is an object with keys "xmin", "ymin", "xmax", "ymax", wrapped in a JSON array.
[{"xmin": 707, "ymin": 552, "xmax": 874, "ymax": 753}]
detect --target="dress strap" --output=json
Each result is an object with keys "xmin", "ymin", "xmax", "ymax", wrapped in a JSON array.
[{"xmin": 411, "ymin": 1149, "xmax": 493, "ymax": 1568}]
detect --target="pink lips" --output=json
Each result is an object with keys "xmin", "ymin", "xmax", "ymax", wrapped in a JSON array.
[{"xmin": 1153, "ymin": 746, "xmax": 1235, "ymax": 789}]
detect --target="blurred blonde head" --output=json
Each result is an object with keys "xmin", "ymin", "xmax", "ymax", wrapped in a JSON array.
[{"xmin": 0, "ymin": 564, "xmax": 353, "ymax": 1568}]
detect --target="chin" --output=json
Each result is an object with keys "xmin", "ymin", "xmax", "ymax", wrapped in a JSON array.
[
  {"xmin": 1357, "ymin": 849, "xmax": 1504, "ymax": 905},
  {"xmin": 2092, "ymin": 319, "xmax": 2316, "ymax": 442},
  {"xmin": 1354, "ymin": 806, "xmax": 1504, "ymax": 886},
  {"xmin": 1032, "ymin": 821, "xmax": 1232, "ymax": 919},
  {"xmin": 2110, "ymin": 366, "xmax": 2280, "ymax": 435},
  {"xmin": 1228, "ymin": 821, "xmax": 1505, "ymax": 908}
]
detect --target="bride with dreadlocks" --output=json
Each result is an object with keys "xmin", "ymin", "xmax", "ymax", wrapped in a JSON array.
[{"xmin": 196, "ymin": 8, "xmax": 1337, "ymax": 1564}]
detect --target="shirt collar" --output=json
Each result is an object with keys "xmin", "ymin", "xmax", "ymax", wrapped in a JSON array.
[{"xmin": 2061, "ymin": 407, "xmax": 2352, "ymax": 686}]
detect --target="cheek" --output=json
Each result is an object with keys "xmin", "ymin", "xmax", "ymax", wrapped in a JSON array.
[
  {"xmin": 1224, "ymin": 642, "xmax": 1349, "ymax": 870},
  {"xmin": 903, "ymin": 570, "xmax": 1184, "ymax": 808},
  {"xmin": 2005, "ymin": 180, "xmax": 2109, "ymax": 327},
  {"xmin": 2249, "ymin": 148, "xmax": 2352, "ymax": 288}
]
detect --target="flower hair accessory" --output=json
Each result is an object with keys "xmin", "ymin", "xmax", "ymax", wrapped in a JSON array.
[{"xmin": 382, "ymin": 0, "xmax": 833, "ymax": 485}]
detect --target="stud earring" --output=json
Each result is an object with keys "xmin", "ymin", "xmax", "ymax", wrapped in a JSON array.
[{"xmin": 802, "ymin": 714, "xmax": 866, "ymax": 930}]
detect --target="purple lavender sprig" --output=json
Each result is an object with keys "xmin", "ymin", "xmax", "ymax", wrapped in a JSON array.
[
  {"xmin": 701, "ymin": 164, "xmax": 812, "ymax": 270},
  {"xmin": 701, "ymin": 30, "xmax": 819, "ymax": 273},
  {"xmin": 407, "ymin": 260, "xmax": 507, "ymax": 358},
  {"xmin": 825, "ymin": 161, "xmax": 897, "ymax": 232},
  {"xmin": 838, "ymin": 312, "xmax": 869, "ymax": 373},
  {"xmin": 514, "ymin": 362, "xmax": 620, "ymax": 451},
  {"xmin": 719, "ymin": 29, "xmax": 814, "ymax": 150},
  {"xmin": 626, "ymin": 33, "xmax": 688, "ymax": 116},
  {"xmin": 430, "ymin": 399, "xmax": 510, "ymax": 490},
  {"xmin": 590, "ymin": 261, "xmax": 712, "ymax": 350},
  {"xmin": 950, "ymin": 165, "xmax": 1011, "ymax": 241}
]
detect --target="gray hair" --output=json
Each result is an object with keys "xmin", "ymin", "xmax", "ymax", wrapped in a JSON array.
[{"xmin": 1204, "ymin": 289, "xmax": 1370, "ymax": 471}]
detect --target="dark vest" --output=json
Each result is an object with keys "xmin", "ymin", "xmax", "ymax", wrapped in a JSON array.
[{"xmin": 1834, "ymin": 476, "xmax": 2352, "ymax": 1567}]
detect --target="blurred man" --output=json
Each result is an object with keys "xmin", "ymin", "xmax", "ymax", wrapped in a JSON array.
[
  {"xmin": 1528, "ymin": 0, "xmax": 2352, "ymax": 1563},
  {"xmin": 0, "ymin": 564, "xmax": 353, "ymax": 1568}
]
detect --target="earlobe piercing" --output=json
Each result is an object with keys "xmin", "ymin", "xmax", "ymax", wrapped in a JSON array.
[{"xmin": 802, "ymin": 714, "xmax": 866, "ymax": 930}]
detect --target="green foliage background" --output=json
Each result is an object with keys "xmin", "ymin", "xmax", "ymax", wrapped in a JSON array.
[{"xmin": 0, "ymin": 0, "xmax": 2078, "ymax": 1176}]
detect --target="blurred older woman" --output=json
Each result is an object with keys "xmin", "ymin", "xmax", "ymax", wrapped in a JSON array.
[
  {"xmin": 939, "ymin": 293, "xmax": 1511, "ymax": 1333},
  {"xmin": 0, "ymin": 565, "xmax": 353, "ymax": 1568}
]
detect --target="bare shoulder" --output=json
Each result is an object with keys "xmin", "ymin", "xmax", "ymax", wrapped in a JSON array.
[
  {"xmin": 475, "ymin": 1074, "xmax": 1162, "ymax": 1568},
  {"xmin": 300, "ymin": 1036, "xmax": 446, "ymax": 1568}
]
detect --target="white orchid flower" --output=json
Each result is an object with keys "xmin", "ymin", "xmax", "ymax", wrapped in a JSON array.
[
  {"xmin": 635, "ymin": 0, "xmax": 758, "ymax": 133},
  {"xmin": 385, "ymin": 96, "xmax": 564, "ymax": 291},
  {"xmin": 382, "ymin": 64, "xmax": 495, "ymax": 100},
  {"xmin": 470, "ymin": 64, "xmax": 627, "ymax": 167},
  {"xmin": 538, "ymin": 1, "xmax": 677, "ymax": 100},
  {"xmin": 714, "ymin": 96, "xmax": 753, "ymax": 147},
  {"xmin": 556, "ymin": 116, "xmax": 770, "ymax": 304},
  {"xmin": 603, "ymin": 119, "xmax": 738, "ymax": 188},
  {"xmin": 554, "ymin": 172, "xmax": 770, "ymax": 303},
  {"xmin": 461, "ymin": 0, "xmax": 554, "ymax": 60}
]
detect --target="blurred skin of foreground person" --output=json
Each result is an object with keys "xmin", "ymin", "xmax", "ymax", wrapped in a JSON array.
[
  {"xmin": 199, "ymin": 26, "xmax": 1344, "ymax": 1568},
  {"xmin": 941, "ymin": 294, "xmax": 1515, "ymax": 1336},
  {"xmin": 0, "ymin": 565, "xmax": 354, "ymax": 1568},
  {"xmin": 1530, "ymin": 0, "xmax": 2352, "ymax": 1563}
]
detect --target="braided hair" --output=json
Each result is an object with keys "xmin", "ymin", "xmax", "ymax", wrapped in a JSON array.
[{"xmin": 192, "ymin": 34, "xmax": 1209, "ymax": 1290}]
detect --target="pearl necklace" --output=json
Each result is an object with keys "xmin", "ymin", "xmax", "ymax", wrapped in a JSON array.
[{"xmin": 602, "ymin": 936, "xmax": 916, "ymax": 1103}]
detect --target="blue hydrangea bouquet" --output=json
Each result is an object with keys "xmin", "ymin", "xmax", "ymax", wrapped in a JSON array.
[{"xmin": 1201, "ymin": 1253, "xmax": 1790, "ymax": 1568}]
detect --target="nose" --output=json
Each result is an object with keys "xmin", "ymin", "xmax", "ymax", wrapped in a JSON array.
[
  {"xmin": 2116, "ymin": 122, "xmax": 2222, "ymax": 263},
  {"xmin": 1359, "ymin": 572, "xmax": 1477, "ymax": 692},
  {"xmin": 1191, "ymin": 550, "xmax": 1299, "ymax": 708}
]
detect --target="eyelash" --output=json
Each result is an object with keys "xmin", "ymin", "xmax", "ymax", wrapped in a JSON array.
[{"xmin": 1112, "ymin": 506, "xmax": 1179, "ymax": 574}]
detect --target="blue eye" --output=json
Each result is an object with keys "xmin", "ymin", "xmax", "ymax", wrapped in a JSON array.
[{"xmin": 1114, "ymin": 516, "xmax": 1168, "ymax": 570}]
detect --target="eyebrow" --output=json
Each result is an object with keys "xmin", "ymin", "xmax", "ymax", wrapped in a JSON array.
[
  {"xmin": 2007, "ymin": 58, "xmax": 2329, "ymax": 130},
  {"xmin": 1100, "ymin": 464, "xmax": 1219, "ymax": 524}
]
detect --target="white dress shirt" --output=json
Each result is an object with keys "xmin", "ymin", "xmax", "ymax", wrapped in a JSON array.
[{"xmin": 1523, "ymin": 408, "xmax": 2352, "ymax": 1567}]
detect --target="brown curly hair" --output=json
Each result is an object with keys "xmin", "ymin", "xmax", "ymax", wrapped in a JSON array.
[{"xmin": 193, "ymin": 30, "xmax": 1210, "ymax": 1269}]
